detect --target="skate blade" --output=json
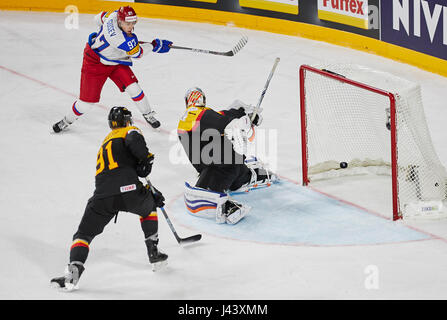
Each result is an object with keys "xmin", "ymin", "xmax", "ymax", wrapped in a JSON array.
[{"xmin": 151, "ymin": 260, "xmax": 168, "ymax": 272}]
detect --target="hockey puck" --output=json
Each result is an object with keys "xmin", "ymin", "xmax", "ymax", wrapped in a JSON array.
[{"xmin": 340, "ymin": 162, "xmax": 348, "ymax": 169}]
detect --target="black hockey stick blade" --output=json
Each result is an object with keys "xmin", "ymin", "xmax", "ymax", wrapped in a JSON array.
[
  {"xmin": 178, "ymin": 234, "xmax": 202, "ymax": 245},
  {"xmin": 227, "ymin": 35, "xmax": 248, "ymax": 56}
]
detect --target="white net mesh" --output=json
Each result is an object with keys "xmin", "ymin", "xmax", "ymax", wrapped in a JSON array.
[{"xmin": 302, "ymin": 64, "xmax": 447, "ymax": 219}]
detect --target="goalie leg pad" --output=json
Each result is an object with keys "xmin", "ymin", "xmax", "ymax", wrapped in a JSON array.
[{"xmin": 184, "ymin": 182, "xmax": 229, "ymax": 223}]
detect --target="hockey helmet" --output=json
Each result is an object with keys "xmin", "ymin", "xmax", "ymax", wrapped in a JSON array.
[
  {"xmin": 185, "ymin": 87, "xmax": 206, "ymax": 108},
  {"xmin": 117, "ymin": 6, "xmax": 138, "ymax": 23},
  {"xmin": 108, "ymin": 106, "xmax": 133, "ymax": 129}
]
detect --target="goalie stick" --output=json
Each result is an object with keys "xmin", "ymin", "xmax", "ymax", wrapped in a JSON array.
[
  {"xmin": 140, "ymin": 36, "xmax": 248, "ymax": 57},
  {"xmin": 145, "ymin": 177, "xmax": 202, "ymax": 245},
  {"xmin": 251, "ymin": 57, "xmax": 280, "ymax": 123}
]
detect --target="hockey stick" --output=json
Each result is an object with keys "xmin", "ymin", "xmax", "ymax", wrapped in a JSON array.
[
  {"xmin": 145, "ymin": 177, "xmax": 202, "ymax": 245},
  {"xmin": 250, "ymin": 57, "xmax": 280, "ymax": 123},
  {"xmin": 140, "ymin": 36, "xmax": 248, "ymax": 57}
]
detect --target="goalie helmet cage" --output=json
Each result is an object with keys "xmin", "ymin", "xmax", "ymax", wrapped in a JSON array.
[{"xmin": 299, "ymin": 64, "xmax": 447, "ymax": 220}]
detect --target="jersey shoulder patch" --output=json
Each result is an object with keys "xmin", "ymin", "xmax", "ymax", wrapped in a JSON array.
[{"xmin": 118, "ymin": 33, "xmax": 139, "ymax": 53}]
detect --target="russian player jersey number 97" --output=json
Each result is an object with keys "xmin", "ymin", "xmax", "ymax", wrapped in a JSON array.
[
  {"xmin": 96, "ymin": 141, "xmax": 119, "ymax": 175},
  {"xmin": 94, "ymin": 26, "xmax": 110, "ymax": 52}
]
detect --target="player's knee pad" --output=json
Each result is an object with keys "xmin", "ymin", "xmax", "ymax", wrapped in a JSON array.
[{"xmin": 184, "ymin": 182, "xmax": 229, "ymax": 223}]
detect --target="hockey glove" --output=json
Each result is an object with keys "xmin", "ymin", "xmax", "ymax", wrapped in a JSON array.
[
  {"xmin": 151, "ymin": 39, "xmax": 173, "ymax": 53},
  {"xmin": 151, "ymin": 186, "xmax": 165, "ymax": 208},
  {"xmin": 136, "ymin": 153, "xmax": 154, "ymax": 178}
]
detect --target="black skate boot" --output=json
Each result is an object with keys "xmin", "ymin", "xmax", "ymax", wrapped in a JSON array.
[
  {"xmin": 142, "ymin": 111, "xmax": 161, "ymax": 129},
  {"xmin": 50, "ymin": 261, "xmax": 85, "ymax": 291},
  {"xmin": 52, "ymin": 117, "xmax": 72, "ymax": 133},
  {"xmin": 146, "ymin": 239, "xmax": 168, "ymax": 271}
]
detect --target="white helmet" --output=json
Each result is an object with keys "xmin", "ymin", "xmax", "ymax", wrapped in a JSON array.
[{"xmin": 185, "ymin": 87, "xmax": 206, "ymax": 108}]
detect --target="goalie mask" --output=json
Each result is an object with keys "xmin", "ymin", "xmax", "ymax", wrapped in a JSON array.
[
  {"xmin": 108, "ymin": 106, "xmax": 133, "ymax": 129},
  {"xmin": 185, "ymin": 87, "xmax": 206, "ymax": 108}
]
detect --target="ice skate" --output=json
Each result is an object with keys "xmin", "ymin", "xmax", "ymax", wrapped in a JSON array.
[
  {"xmin": 142, "ymin": 111, "xmax": 161, "ymax": 129},
  {"xmin": 146, "ymin": 240, "xmax": 168, "ymax": 271},
  {"xmin": 50, "ymin": 262, "xmax": 85, "ymax": 291},
  {"xmin": 52, "ymin": 117, "xmax": 72, "ymax": 133}
]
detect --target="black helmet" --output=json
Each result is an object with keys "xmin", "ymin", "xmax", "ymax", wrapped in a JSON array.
[{"xmin": 108, "ymin": 106, "xmax": 133, "ymax": 129}]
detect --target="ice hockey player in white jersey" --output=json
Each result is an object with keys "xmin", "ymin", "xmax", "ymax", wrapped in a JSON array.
[{"xmin": 52, "ymin": 6, "xmax": 173, "ymax": 133}]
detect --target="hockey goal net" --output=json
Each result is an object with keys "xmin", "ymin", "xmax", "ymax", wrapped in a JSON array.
[{"xmin": 300, "ymin": 64, "xmax": 447, "ymax": 220}]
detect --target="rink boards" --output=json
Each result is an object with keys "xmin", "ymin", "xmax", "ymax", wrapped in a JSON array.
[{"xmin": 169, "ymin": 180, "xmax": 431, "ymax": 246}]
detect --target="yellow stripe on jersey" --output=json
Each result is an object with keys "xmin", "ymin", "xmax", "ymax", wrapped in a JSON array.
[
  {"xmin": 102, "ymin": 126, "xmax": 141, "ymax": 145},
  {"xmin": 177, "ymin": 106, "xmax": 210, "ymax": 132}
]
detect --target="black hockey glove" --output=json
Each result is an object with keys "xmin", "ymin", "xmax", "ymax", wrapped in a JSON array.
[
  {"xmin": 136, "ymin": 153, "xmax": 154, "ymax": 178},
  {"xmin": 151, "ymin": 186, "xmax": 165, "ymax": 208}
]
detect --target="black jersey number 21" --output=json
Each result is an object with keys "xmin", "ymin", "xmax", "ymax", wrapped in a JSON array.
[{"xmin": 96, "ymin": 140, "xmax": 119, "ymax": 175}]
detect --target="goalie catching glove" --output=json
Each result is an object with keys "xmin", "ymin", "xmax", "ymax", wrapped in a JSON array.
[{"xmin": 136, "ymin": 153, "xmax": 154, "ymax": 177}]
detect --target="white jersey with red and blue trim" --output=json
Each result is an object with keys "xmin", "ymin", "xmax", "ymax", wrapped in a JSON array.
[{"xmin": 89, "ymin": 11, "xmax": 143, "ymax": 66}]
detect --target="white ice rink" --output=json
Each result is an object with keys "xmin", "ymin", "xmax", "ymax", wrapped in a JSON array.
[{"xmin": 1, "ymin": 10, "xmax": 447, "ymax": 300}]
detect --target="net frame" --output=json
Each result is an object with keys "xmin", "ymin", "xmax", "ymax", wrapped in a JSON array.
[{"xmin": 300, "ymin": 64, "xmax": 400, "ymax": 220}]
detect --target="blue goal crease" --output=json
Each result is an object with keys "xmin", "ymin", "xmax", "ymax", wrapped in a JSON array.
[{"xmin": 170, "ymin": 180, "xmax": 431, "ymax": 246}]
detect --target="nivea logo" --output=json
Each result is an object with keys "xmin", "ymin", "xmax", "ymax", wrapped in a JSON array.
[{"xmin": 393, "ymin": 0, "xmax": 447, "ymax": 44}]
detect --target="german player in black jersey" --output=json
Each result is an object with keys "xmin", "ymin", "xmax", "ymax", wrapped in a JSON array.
[{"xmin": 51, "ymin": 107, "xmax": 167, "ymax": 291}]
